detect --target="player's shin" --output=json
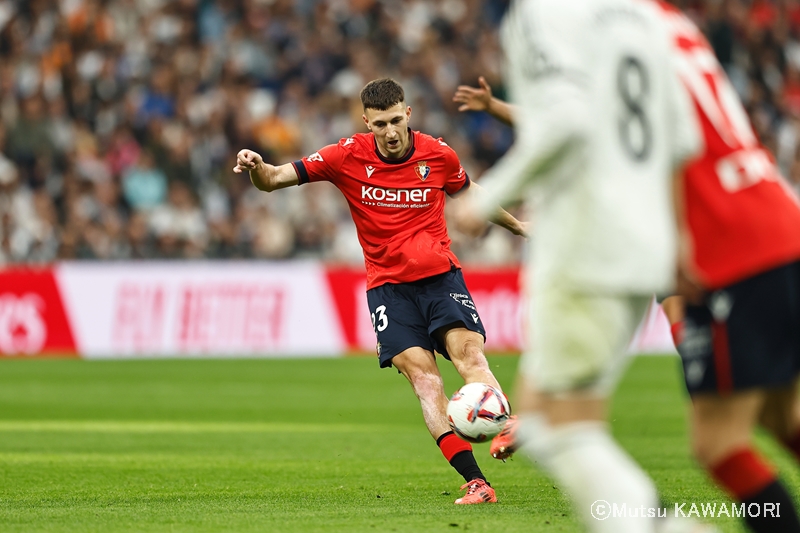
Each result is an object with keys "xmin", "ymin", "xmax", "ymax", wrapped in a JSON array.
[{"xmin": 518, "ymin": 415, "xmax": 659, "ymax": 533}]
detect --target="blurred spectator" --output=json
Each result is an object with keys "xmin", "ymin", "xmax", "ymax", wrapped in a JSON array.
[
  {"xmin": 126, "ymin": 210, "xmax": 154, "ymax": 259},
  {"xmin": 149, "ymin": 180, "xmax": 207, "ymax": 258},
  {"xmin": 1, "ymin": 0, "xmax": 798, "ymax": 267},
  {"xmin": 251, "ymin": 204, "xmax": 295, "ymax": 259},
  {"xmin": 7, "ymin": 96, "xmax": 52, "ymax": 186},
  {"xmin": 121, "ymin": 149, "xmax": 166, "ymax": 211}
]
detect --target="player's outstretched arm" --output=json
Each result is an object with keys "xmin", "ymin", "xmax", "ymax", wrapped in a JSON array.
[
  {"xmin": 233, "ymin": 149, "xmax": 299, "ymax": 192},
  {"xmin": 453, "ymin": 181, "xmax": 529, "ymax": 238},
  {"xmin": 452, "ymin": 77, "xmax": 515, "ymax": 126}
]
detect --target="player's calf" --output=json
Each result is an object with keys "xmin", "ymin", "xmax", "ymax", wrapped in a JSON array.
[{"xmin": 444, "ymin": 327, "xmax": 501, "ymax": 391}]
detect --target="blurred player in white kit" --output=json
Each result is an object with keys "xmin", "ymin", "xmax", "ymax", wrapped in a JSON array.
[{"xmin": 458, "ymin": 0, "xmax": 700, "ymax": 531}]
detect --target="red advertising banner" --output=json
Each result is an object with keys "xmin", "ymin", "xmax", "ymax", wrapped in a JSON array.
[{"xmin": 0, "ymin": 267, "xmax": 77, "ymax": 356}]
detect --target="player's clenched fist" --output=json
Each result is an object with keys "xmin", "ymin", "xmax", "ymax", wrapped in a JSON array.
[
  {"xmin": 233, "ymin": 149, "xmax": 263, "ymax": 173},
  {"xmin": 234, "ymin": 148, "xmax": 298, "ymax": 192}
]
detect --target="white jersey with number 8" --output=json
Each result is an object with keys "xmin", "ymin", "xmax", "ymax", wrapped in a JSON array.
[{"xmin": 478, "ymin": 0, "xmax": 700, "ymax": 294}]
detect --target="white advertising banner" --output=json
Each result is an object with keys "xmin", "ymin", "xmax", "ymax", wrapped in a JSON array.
[{"xmin": 55, "ymin": 262, "xmax": 345, "ymax": 358}]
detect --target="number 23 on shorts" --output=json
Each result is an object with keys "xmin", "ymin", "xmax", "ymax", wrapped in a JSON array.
[{"xmin": 371, "ymin": 305, "xmax": 388, "ymax": 333}]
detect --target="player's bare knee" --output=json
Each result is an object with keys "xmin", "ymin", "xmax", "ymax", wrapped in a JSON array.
[
  {"xmin": 452, "ymin": 348, "xmax": 493, "ymax": 381},
  {"xmin": 444, "ymin": 329, "xmax": 485, "ymax": 359},
  {"xmin": 456, "ymin": 343, "xmax": 486, "ymax": 366},
  {"xmin": 464, "ymin": 338, "xmax": 486, "ymax": 360},
  {"xmin": 450, "ymin": 338, "xmax": 488, "ymax": 368}
]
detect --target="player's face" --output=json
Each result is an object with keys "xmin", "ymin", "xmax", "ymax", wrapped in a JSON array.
[{"xmin": 363, "ymin": 103, "xmax": 412, "ymax": 159}]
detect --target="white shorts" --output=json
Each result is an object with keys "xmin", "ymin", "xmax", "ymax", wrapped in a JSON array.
[{"xmin": 519, "ymin": 285, "xmax": 650, "ymax": 395}]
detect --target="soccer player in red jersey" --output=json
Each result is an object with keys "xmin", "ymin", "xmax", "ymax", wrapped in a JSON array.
[
  {"xmin": 233, "ymin": 78, "xmax": 527, "ymax": 504},
  {"xmin": 655, "ymin": 4, "xmax": 800, "ymax": 532}
]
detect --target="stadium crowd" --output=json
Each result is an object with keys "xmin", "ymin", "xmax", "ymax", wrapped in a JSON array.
[{"xmin": 0, "ymin": 0, "xmax": 799, "ymax": 266}]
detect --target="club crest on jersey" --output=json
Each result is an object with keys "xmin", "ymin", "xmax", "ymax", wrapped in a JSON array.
[{"xmin": 415, "ymin": 161, "xmax": 431, "ymax": 181}]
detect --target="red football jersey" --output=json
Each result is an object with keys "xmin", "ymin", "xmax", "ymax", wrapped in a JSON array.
[
  {"xmin": 659, "ymin": 2, "xmax": 800, "ymax": 289},
  {"xmin": 291, "ymin": 130, "xmax": 469, "ymax": 289}
]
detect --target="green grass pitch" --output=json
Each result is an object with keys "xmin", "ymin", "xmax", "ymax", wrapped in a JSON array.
[{"xmin": 1, "ymin": 355, "xmax": 798, "ymax": 532}]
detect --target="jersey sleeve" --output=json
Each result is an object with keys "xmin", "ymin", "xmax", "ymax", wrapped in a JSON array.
[
  {"xmin": 292, "ymin": 142, "xmax": 347, "ymax": 185},
  {"xmin": 666, "ymin": 44, "xmax": 703, "ymax": 169},
  {"xmin": 440, "ymin": 141, "xmax": 471, "ymax": 196},
  {"xmin": 475, "ymin": 1, "xmax": 590, "ymax": 217}
]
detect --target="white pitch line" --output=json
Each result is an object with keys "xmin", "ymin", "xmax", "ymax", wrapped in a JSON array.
[{"xmin": 0, "ymin": 420, "xmax": 406, "ymax": 433}]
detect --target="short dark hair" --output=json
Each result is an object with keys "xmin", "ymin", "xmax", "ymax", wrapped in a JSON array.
[{"xmin": 360, "ymin": 78, "xmax": 405, "ymax": 111}]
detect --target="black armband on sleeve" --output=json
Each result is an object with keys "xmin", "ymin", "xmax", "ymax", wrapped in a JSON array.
[
  {"xmin": 447, "ymin": 173, "xmax": 471, "ymax": 198},
  {"xmin": 292, "ymin": 160, "xmax": 310, "ymax": 185}
]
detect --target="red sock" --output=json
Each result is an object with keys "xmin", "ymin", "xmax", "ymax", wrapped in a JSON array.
[
  {"xmin": 437, "ymin": 431, "xmax": 472, "ymax": 461},
  {"xmin": 670, "ymin": 320, "xmax": 684, "ymax": 346},
  {"xmin": 782, "ymin": 429, "xmax": 800, "ymax": 463},
  {"xmin": 710, "ymin": 448, "xmax": 776, "ymax": 500}
]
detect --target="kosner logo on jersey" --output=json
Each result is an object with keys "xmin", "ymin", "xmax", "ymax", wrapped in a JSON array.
[{"xmin": 361, "ymin": 186, "xmax": 432, "ymax": 203}]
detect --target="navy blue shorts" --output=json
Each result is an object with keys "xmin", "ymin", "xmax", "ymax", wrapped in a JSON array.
[
  {"xmin": 366, "ymin": 268, "xmax": 486, "ymax": 368},
  {"xmin": 677, "ymin": 260, "xmax": 800, "ymax": 395}
]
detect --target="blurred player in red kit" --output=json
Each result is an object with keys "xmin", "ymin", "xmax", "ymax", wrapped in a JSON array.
[
  {"xmin": 657, "ymin": 3, "xmax": 800, "ymax": 532},
  {"xmin": 234, "ymin": 78, "xmax": 527, "ymax": 504}
]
